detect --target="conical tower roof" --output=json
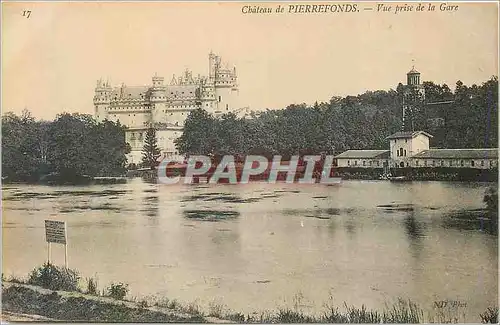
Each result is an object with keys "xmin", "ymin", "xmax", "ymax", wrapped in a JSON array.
[{"xmin": 407, "ymin": 66, "xmax": 420, "ymax": 74}]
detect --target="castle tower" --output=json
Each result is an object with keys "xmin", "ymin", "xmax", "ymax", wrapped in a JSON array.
[
  {"xmin": 402, "ymin": 66, "xmax": 425, "ymax": 131},
  {"xmin": 208, "ymin": 51, "xmax": 217, "ymax": 82},
  {"xmin": 93, "ymin": 79, "xmax": 111, "ymax": 122},
  {"xmin": 150, "ymin": 74, "xmax": 166, "ymax": 124},
  {"xmin": 212, "ymin": 54, "xmax": 239, "ymax": 116}
]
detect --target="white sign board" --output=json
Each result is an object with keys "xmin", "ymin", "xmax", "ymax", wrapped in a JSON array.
[{"xmin": 45, "ymin": 220, "xmax": 67, "ymax": 244}]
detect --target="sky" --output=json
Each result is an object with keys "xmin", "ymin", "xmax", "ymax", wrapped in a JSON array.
[{"xmin": 2, "ymin": 1, "xmax": 498, "ymax": 120}]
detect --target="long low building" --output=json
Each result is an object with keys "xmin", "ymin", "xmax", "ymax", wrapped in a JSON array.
[
  {"xmin": 335, "ymin": 150, "xmax": 390, "ymax": 168},
  {"xmin": 334, "ymin": 131, "xmax": 498, "ymax": 170},
  {"xmin": 411, "ymin": 148, "xmax": 497, "ymax": 169}
]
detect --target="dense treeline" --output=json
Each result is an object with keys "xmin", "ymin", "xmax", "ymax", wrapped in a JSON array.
[
  {"xmin": 2, "ymin": 111, "xmax": 130, "ymax": 182},
  {"xmin": 175, "ymin": 77, "xmax": 498, "ymax": 158}
]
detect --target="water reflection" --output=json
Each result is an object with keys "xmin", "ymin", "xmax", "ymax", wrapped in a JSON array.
[
  {"xmin": 404, "ymin": 211, "xmax": 426, "ymax": 240},
  {"xmin": 403, "ymin": 211, "xmax": 426, "ymax": 260},
  {"xmin": 1, "ymin": 180, "xmax": 497, "ymax": 322},
  {"xmin": 442, "ymin": 208, "xmax": 498, "ymax": 234},
  {"xmin": 343, "ymin": 217, "xmax": 357, "ymax": 236}
]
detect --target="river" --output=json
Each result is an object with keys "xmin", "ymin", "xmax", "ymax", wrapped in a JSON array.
[{"xmin": 2, "ymin": 179, "xmax": 498, "ymax": 321}]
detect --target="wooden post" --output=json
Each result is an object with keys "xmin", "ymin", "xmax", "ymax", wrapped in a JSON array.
[
  {"xmin": 64, "ymin": 222, "xmax": 68, "ymax": 269},
  {"xmin": 64, "ymin": 244, "xmax": 68, "ymax": 269},
  {"xmin": 47, "ymin": 242, "xmax": 51, "ymax": 265}
]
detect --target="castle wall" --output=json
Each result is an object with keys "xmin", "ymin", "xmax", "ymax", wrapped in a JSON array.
[
  {"xmin": 214, "ymin": 86, "xmax": 239, "ymax": 115},
  {"xmin": 157, "ymin": 129, "xmax": 181, "ymax": 156}
]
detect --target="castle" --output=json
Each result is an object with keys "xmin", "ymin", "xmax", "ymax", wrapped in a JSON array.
[{"xmin": 93, "ymin": 52, "xmax": 239, "ymax": 164}]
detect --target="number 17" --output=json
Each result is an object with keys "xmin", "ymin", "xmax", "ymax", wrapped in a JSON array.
[{"xmin": 22, "ymin": 10, "xmax": 31, "ymax": 18}]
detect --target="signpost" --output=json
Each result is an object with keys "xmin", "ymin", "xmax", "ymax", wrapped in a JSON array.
[{"xmin": 44, "ymin": 220, "xmax": 68, "ymax": 268}]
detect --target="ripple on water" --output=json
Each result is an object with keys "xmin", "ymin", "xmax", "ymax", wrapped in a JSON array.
[
  {"xmin": 3, "ymin": 189, "xmax": 129, "ymax": 201},
  {"xmin": 183, "ymin": 209, "xmax": 240, "ymax": 222},
  {"xmin": 181, "ymin": 193, "xmax": 261, "ymax": 204}
]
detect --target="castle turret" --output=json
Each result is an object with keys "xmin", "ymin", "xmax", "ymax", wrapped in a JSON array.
[
  {"xmin": 151, "ymin": 74, "xmax": 166, "ymax": 123},
  {"xmin": 212, "ymin": 54, "xmax": 239, "ymax": 115},
  {"xmin": 209, "ymin": 51, "xmax": 217, "ymax": 82},
  {"xmin": 93, "ymin": 79, "xmax": 111, "ymax": 122}
]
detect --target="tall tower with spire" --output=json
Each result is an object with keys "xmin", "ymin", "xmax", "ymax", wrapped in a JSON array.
[{"xmin": 402, "ymin": 66, "xmax": 425, "ymax": 131}]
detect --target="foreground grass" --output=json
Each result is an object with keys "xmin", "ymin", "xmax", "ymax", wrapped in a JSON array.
[
  {"xmin": 2, "ymin": 282, "xmax": 206, "ymax": 323},
  {"xmin": 2, "ymin": 264, "xmax": 498, "ymax": 323}
]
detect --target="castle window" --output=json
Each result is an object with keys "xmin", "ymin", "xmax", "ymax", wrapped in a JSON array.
[
  {"xmin": 460, "ymin": 160, "xmax": 464, "ymax": 167},
  {"xmin": 481, "ymin": 160, "xmax": 484, "ymax": 166},
  {"xmin": 449, "ymin": 161, "xmax": 453, "ymax": 167},
  {"xmin": 404, "ymin": 150, "xmax": 407, "ymax": 157},
  {"xmin": 219, "ymin": 96, "xmax": 221, "ymax": 102},
  {"xmin": 440, "ymin": 160, "xmax": 444, "ymax": 166},
  {"xmin": 471, "ymin": 160, "xmax": 475, "ymax": 167},
  {"xmin": 354, "ymin": 161, "xmax": 358, "ymax": 166},
  {"xmin": 347, "ymin": 160, "xmax": 350, "ymax": 166},
  {"xmin": 362, "ymin": 161, "xmax": 366, "ymax": 166},
  {"xmin": 416, "ymin": 160, "xmax": 419, "ymax": 166}
]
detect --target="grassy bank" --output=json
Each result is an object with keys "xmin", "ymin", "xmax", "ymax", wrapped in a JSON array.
[{"xmin": 2, "ymin": 264, "xmax": 498, "ymax": 323}]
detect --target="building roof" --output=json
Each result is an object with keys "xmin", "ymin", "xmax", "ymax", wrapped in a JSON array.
[
  {"xmin": 166, "ymin": 85, "xmax": 199, "ymax": 99},
  {"xmin": 111, "ymin": 86, "xmax": 150, "ymax": 99},
  {"xmin": 386, "ymin": 131, "xmax": 433, "ymax": 140},
  {"xmin": 412, "ymin": 148, "xmax": 498, "ymax": 159},
  {"xmin": 407, "ymin": 66, "xmax": 420, "ymax": 74},
  {"xmin": 335, "ymin": 150, "xmax": 390, "ymax": 159}
]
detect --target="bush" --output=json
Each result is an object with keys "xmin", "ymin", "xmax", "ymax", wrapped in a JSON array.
[
  {"xmin": 27, "ymin": 263, "xmax": 79, "ymax": 292},
  {"xmin": 484, "ymin": 187, "xmax": 498, "ymax": 213},
  {"xmin": 276, "ymin": 308, "xmax": 316, "ymax": 323},
  {"xmin": 86, "ymin": 277, "xmax": 99, "ymax": 295},
  {"xmin": 106, "ymin": 282, "xmax": 129, "ymax": 300}
]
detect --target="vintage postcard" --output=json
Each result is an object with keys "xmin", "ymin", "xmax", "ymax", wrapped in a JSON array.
[{"xmin": 1, "ymin": 1, "xmax": 498, "ymax": 323}]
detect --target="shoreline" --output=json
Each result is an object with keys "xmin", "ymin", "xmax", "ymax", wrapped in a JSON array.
[{"xmin": 2, "ymin": 280, "xmax": 498, "ymax": 323}]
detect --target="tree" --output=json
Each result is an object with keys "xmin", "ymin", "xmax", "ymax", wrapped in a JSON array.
[
  {"xmin": 175, "ymin": 108, "xmax": 216, "ymax": 155},
  {"xmin": 172, "ymin": 76, "xmax": 498, "ymax": 158},
  {"xmin": 141, "ymin": 127, "xmax": 161, "ymax": 169},
  {"xmin": 46, "ymin": 113, "xmax": 130, "ymax": 179}
]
